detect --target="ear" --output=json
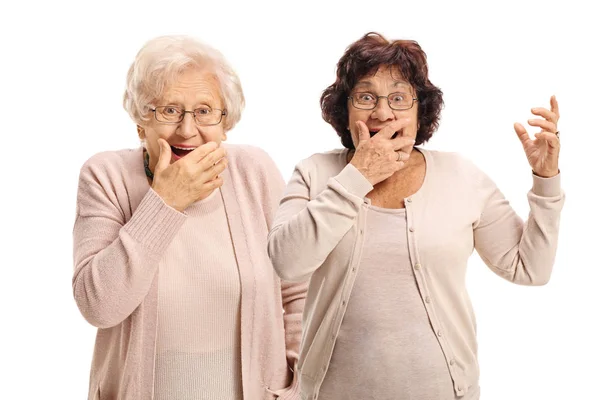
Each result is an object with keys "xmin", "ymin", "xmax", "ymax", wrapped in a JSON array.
[
  {"xmin": 221, "ymin": 129, "xmax": 228, "ymax": 142},
  {"xmin": 137, "ymin": 125, "xmax": 146, "ymax": 140}
]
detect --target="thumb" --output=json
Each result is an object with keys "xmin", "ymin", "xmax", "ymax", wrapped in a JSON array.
[
  {"xmin": 355, "ymin": 121, "xmax": 370, "ymax": 146},
  {"xmin": 155, "ymin": 139, "xmax": 171, "ymax": 174}
]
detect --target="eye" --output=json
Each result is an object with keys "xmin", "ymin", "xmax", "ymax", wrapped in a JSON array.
[
  {"xmin": 164, "ymin": 106, "xmax": 180, "ymax": 115},
  {"xmin": 391, "ymin": 94, "xmax": 406, "ymax": 102},
  {"xmin": 195, "ymin": 107, "xmax": 212, "ymax": 116},
  {"xmin": 358, "ymin": 93, "xmax": 375, "ymax": 102}
]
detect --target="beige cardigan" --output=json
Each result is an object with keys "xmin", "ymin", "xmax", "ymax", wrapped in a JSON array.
[
  {"xmin": 73, "ymin": 144, "xmax": 307, "ymax": 400},
  {"xmin": 268, "ymin": 148, "xmax": 564, "ymax": 399}
]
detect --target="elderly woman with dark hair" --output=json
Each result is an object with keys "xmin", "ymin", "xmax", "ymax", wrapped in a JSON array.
[
  {"xmin": 73, "ymin": 35, "xmax": 306, "ymax": 400},
  {"xmin": 268, "ymin": 32, "xmax": 564, "ymax": 400}
]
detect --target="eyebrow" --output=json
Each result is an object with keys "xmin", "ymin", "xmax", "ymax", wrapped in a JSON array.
[
  {"xmin": 159, "ymin": 93, "xmax": 218, "ymax": 107},
  {"xmin": 158, "ymin": 100, "xmax": 214, "ymax": 108},
  {"xmin": 354, "ymin": 80, "xmax": 412, "ymax": 90}
]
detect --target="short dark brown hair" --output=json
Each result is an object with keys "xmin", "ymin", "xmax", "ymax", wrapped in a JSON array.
[{"xmin": 321, "ymin": 32, "xmax": 444, "ymax": 148}]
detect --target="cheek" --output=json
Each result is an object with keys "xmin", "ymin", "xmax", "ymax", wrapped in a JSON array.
[
  {"xmin": 410, "ymin": 107, "xmax": 419, "ymax": 125},
  {"xmin": 142, "ymin": 126, "xmax": 172, "ymax": 151},
  {"xmin": 206, "ymin": 127, "xmax": 226, "ymax": 142},
  {"xmin": 347, "ymin": 109, "xmax": 365, "ymax": 140},
  {"xmin": 348, "ymin": 108, "xmax": 361, "ymax": 125},
  {"xmin": 144, "ymin": 124, "xmax": 171, "ymax": 139}
]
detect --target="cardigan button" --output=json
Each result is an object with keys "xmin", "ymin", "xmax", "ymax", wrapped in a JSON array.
[{"xmin": 409, "ymin": 227, "xmax": 415, "ymax": 232}]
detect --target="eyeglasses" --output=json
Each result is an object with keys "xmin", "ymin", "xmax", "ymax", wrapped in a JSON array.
[
  {"xmin": 348, "ymin": 92, "xmax": 418, "ymax": 111},
  {"xmin": 151, "ymin": 105, "xmax": 227, "ymax": 126}
]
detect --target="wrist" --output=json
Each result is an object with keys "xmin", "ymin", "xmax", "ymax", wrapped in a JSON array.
[
  {"xmin": 533, "ymin": 169, "xmax": 560, "ymax": 178},
  {"xmin": 153, "ymin": 188, "xmax": 186, "ymax": 212}
]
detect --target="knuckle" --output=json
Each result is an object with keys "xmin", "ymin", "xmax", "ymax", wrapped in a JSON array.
[{"xmin": 204, "ymin": 155, "xmax": 217, "ymax": 167}]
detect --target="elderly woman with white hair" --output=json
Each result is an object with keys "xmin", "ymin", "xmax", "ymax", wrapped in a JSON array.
[{"xmin": 72, "ymin": 35, "xmax": 306, "ymax": 400}]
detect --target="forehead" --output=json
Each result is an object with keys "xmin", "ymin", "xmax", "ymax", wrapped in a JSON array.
[
  {"xmin": 354, "ymin": 66, "xmax": 412, "ymax": 91},
  {"xmin": 160, "ymin": 68, "xmax": 221, "ymax": 103}
]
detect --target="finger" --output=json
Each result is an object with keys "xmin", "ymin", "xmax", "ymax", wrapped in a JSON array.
[
  {"xmin": 188, "ymin": 141, "xmax": 220, "ymax": 163},
  {"xmin": 155, "ymin": 138, "xmax": 172, "ymax": 174},
  {"xmin": 514, "ymin": 123, "xmax": 532, "ymax": 147},
  {"xmin": 199, "ymin": 147, "xmax": 227, "ymax": 169},
  {"xmin": 534, "ymin": 132, "xmax": 560, "ymax": 153},
  {"xmin": 531, "ymin": 107, "xmax": 558, "ymax": 124},
  {"xmin": 395, "ymin": 151, "xmax": 411, "ymax": 162},
  {"xmin": 550, "ymin": 95, "xmax": 560, "ymax": 120},
  {"xmin": 205, "ymin": 176, "xmax": 224, "ymax": 190},
  {"xmin": 212, "ymin": 158, "xmax": 229, "ymax": 177},
  {"xmin": 391, "ymin": 135, "xmax": 416, "ymax": 151},
  {"xmin": 355, "ymin": 121, "xmax": 370, "ymax": 145},
  {"xmin": 202, "ymin": 157, "xmax": 229, "ymax": 181},
  {"xmin": 376, "ymin": 118, "xmax": 411, "ymax": 139},
  {"xmin": 527, "ymin": 118, "xmax": 556, "ymax": 133}
]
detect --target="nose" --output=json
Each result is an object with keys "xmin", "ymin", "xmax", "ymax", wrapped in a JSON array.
[
  {"xmin": 370, "ymin": 97, "xmax": 395, "ymax": 122},
  {"xmin": 176, "ymin": 112, "xmax": 199, "ymax": 139}
]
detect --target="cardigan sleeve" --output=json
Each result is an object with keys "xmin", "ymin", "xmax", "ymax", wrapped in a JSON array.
[
  {"xmin": 255, "ymin": 148, "xmax": 309, "ymax": 370},
  {"xmin": 267, "ymin": 158, "xmax": 373, "ymax": 282},
  {"xmin": 72, "ymin": 155, "xmax": 186, "ymax": 328},
  {"xmin": 473, "ymin": 165, "xmax": 565, "ymax": 285}
]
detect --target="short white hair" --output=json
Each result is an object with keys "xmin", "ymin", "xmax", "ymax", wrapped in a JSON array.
[{"xmin": 123, "ymin": 35, "xmax": 245, "ymax": 131}]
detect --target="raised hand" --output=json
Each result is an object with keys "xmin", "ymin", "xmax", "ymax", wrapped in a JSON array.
[{"xmin": 514, "ymin": 96, "xmax": 560, "ymax": 178}]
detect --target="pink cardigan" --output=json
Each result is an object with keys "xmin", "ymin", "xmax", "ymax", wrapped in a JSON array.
[{"xmin": 73, "ymin": 144, "xmax": 307, "ymax": 400}]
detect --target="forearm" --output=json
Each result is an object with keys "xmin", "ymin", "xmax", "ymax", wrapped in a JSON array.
[
  {"xmin": 73, "ymin": 189, "xmax": 186, "ymax": 328},
  {"xmin": 476, "ymin": 173, "xmax": 564, "ymax": 285},
  {"xmin": 280, "ymin": 279, "xmax": 308, "ymax": 369},
  {"xmin": 508, "ymin": 174, "xmax": 564, "ymax": 284},
  {"xmin": 268, "ymin": 163, "xmax": 372, "ymax": 282}
]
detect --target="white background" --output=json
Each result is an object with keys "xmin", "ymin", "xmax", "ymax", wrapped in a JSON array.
[{"xmin": 1, "ymin": 0, "xmax": 598, "ymax": 398}]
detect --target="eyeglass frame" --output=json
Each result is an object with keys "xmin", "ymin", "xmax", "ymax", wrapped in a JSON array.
[
  {"xmin": 347, "ymin": 92, "xmax": 418, "ymax": 111},
  {"xmin": 150, "ymin": 105, "xmax": 228, "ymax": 126}
]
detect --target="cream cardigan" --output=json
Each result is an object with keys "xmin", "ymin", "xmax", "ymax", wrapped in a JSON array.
[{"xmin": 268, "ymin": 148, "xmax": 564, "ymax": 399}]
